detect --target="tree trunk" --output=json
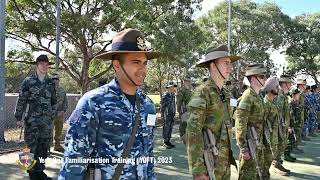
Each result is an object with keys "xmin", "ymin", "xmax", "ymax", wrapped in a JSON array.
[
  {"xmin": 80, "ymin": 56, "xmax": 90, "ymax": 95},
  {"xmin": 311, "ymin": 71, "xmax": 318, "ymax": 84}
]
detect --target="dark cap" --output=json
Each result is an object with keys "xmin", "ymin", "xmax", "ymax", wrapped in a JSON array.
[{"xmin": 35, "ymin": 54, "xmax": 54, "ymax": 65}]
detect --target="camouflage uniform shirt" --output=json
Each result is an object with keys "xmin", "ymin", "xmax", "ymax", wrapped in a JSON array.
[
  {"xmin": 186, "ymin": 79, "xmax": 233, "ymax": 175},
  {"xmin": 15, "ymin": 74, "xmax": 57, "ymax": 121},
  {"xmin": 235, "ymin": 88, "xmax": 265, "ymax": 153},
  {"xmin": 55, "ymin": 87, "xmax": 68, "ymax": 113}
]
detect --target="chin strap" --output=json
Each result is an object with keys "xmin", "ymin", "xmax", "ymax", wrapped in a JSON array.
[
  {"xmin": 255, "ymin": 76, "xmax": 264, "ymax": 87},
  {"xmin": 213, "ymin": 61, "xmax": 226, "ymax": 80},
  {"xmin": 119, "ymin": 63, "xmax": 139, "ymax": 87}
]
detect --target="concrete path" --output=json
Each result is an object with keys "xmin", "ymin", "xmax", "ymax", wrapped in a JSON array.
[{"xmin": 1, "ymin": 125, "xmax": 320, "ymax": 180}]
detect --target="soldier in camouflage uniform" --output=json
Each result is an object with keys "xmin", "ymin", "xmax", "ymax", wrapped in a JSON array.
[
  {"xmin": 262, "ymin": 77, "xmax": 282, "ymax": 178},
  {"xmin": 59, "ymin": 29, "xmax": 160, "ymax": 179},
  {"xmin": 15, "ymin": 54, "xmax": 56, "ymax": 180},
  {"xmin": 187, "ymin": 45, "xmax": 240, "ymax": 180},
  {"xmin": 272, "ymin": 75, "xmax": 293, "ymax": 175},
  {"xmin": 235, "ymin": 64, "xmax": 267, "ymax": 180},
  {"xmin": 288, "ymin": 87, "xmax": 305, "ymax": 154},
  {"xmin": 297, "ymin": 79, "xmax": 310, "ymax": 142},
  {"xmin": 161, "ymin": 81, "xmax": 177, "ymax": 149},
  {"xmin": 177, "ymin": 76, "xmax": 193, "ymax": 143},
  {"xmin": 52, "ymin": 73, "xmax": 68, "ymax": 152}
]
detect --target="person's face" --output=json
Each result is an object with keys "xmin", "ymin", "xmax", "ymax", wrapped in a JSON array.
[
  {"xmin": 184, "ymin": 80, "xmax": 192, "ymax": 88},
  {"xmin": 282, "ymin": 82, "xmax": 292, "ymax": 93},
  {"xmin": 113, "ymin": 53, "xmax": 148, "ymax": 87},
  {"xmin": 211, "ymin": 57, "xmax": 233, "ymax": 80},
  {"xmin": 293, "ymin": 93, "xmax": 300, "ymax": 101},
  {"xmin": 298, "ymin": 84, "xmax": 307, "ymax": 92},
  {"xmin": 36, "ymin": 61, "xmax": 49, "ymax": 74},
  {"xmin": 168, "ymin": 86, "xmax": 176, "ymax": 93},
  {"xmin": 254, "ymin": 74, "xmax": 266, "ymax": 87},
  {"xmin": 271, "ymin": 86, "xmax": 280, "ymax": 95}
]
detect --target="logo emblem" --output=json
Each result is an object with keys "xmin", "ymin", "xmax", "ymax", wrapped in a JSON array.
[
  {"xmin": 136, "ymin": 36, "xmax": 147, "ymax": 51},
  {"xmin": 16, "ymin": 147, "xmax": 37, "ymax": 172}
]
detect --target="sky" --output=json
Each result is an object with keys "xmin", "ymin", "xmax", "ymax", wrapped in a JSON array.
[{"xmin": 200, "ymin": 0, "xmax": 320, "ymax": 17}]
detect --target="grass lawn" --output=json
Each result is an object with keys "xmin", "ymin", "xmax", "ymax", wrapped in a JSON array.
[{"xmin": 148, "ymin": 94, "xmax": 161, "ymax": 105}]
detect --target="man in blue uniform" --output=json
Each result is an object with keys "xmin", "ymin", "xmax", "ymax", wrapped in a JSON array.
[{"xmin": 59, "ymin": 29, "xmax": 160, "ymax": 179}]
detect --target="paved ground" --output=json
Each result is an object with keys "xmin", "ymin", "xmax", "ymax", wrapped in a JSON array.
[{"xmin": 1, "ymin": 125, "xmax": 320, "ymax": 180}]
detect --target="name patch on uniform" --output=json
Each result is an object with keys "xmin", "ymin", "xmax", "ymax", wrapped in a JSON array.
[
  {"xmin": 230, "ymin": 98, "xmax": 237, "ymax": 107},
  {"xmin": 147, "ymin": 114, "xmax": 156, "ymax": 126}
]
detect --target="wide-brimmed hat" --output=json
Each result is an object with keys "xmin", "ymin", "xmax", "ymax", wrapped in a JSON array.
[
  {"xmin": 95, "ymin": 29, "xmax": 160, "ymax": 60},
  {"xmin": 279, "ymin": 75, "xmax": 293, "ymax": 83},
  {"xmin": 196, "ymin": 45, "xmax": 241, "ymax": 68},
  {"xmin": 166, "ymin": 81, "xmax": 177, "ymax": 88},
  {"xmin": 296, "ymin": 79, "xmax": 307, "ymax": 85},
  {"xmin": 245, "ymin": 64, "xmax": 267, "ymax": 76},
  {"xmin": 51, "ymin": 73, "xmax": 60, "ymax": 80},
  {"xmin": 289, "ymin": 87, "xmax": 300, "ymax": 95},
  {"xmin": 32, "ymin": 54, "xmax": 54, "ymax": 65}
]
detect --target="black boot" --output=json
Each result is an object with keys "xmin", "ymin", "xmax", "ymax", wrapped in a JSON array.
[
  {"xmin": 167, "ymin": 141, "xmax": 175, "ymax": 148},
  {"xmin": 38, "ymin": 171, "xmax": 52, "ymax": 180},
  {"xmin": 163, "ymin": 141, "xmax": 172, "ymax": 149},
  {"xmin": 284, "ymin": 152, "xmax": 296, "ymax": 162}
]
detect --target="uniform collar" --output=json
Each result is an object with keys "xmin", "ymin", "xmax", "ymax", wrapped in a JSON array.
[
  {"xmin": 207, "ymin": 78, "xmax": 222, "ymax": 92},
  {"xmin": 249, "ymin": 86, "xmax": 260, "ymax": 97}
]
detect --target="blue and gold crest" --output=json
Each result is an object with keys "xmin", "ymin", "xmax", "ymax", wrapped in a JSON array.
[{"xmin": 16, "ymin": 147, "xmax": 37, "ymax": 172}]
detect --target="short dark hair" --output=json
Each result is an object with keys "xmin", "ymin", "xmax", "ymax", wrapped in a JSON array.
[
  {"xmin": 246, "ymin": 76, "xmax": 253, "ymax": 83},
  {"xmin": 111, "ymin": 54, "xmax": 127, "ymax": 70}
]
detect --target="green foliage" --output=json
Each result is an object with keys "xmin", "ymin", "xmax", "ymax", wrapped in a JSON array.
[
  {"xmin": 197, "ymin": 0, "xmax": 291, "ymax": 82},
  {"xmin": 6, "ymin": 0, "xmax": 204, "ymax": 94},
  {"xmin": 285, "ymin": 13, "xmax": 320, "ymax": 82}
]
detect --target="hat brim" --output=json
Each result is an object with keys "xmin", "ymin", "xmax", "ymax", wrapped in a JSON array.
[
  {"xmin": 279, "ymin": 78, "xmax": 293, "ymax": 83},
  {"xmin": 196, "ymin": 55, "xmax": 241, "ymax": 68},
  {"xmin": 96, "ymin": 51, "xmax": 161, "ymax": 60},
  {"xmin": 30, "ymin": 61, "xmax": 55, "ymax": 65},
  {"xmin": 166, "ymin": 85, "xmax": 177, "ymax": 88}
]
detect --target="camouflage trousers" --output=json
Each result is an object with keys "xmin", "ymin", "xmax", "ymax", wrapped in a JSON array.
[
  {"xmin": 214, "ymin": 148, "xmax": 231, "ymax": 180},
  {"xmin": 162, "ymin": 114, "xmax": 175, "ymax": 142},
  {"xmin": 276, "ymin": 132, "xmax": 288, "ymax": 162},
  {"xmin": 286, "ymin": 132, "xmax": 296, "ymax": 153},
  {"xmin": 53, "ymin": 114, "xmax": 64, "ymax": 145},
  {"xmin": 294, "ymin": 123, "xmax": 302, "ymax": 143},
  {"xmin": 24, "ymin": 117, "xmax": 53, "ymax": 172},
  {"xmin": 238, "ymin": 148, "xmax": 263, "ymax": 180},
  {"xmin": 261, "ymin": 144, "xmax": 272, "ymax": 180}
]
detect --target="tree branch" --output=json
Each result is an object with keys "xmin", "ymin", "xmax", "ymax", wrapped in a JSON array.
[
  {"xmin": 88, "ymin": 65, "xmax": 112, "ymax": 84},
  {"xmin": 93, "ymin": 40, "xmax": 112, "ymax": 57},
  {"xmin": 11, "ymin": 0, "xmax": 27, "ymax": 22}
]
